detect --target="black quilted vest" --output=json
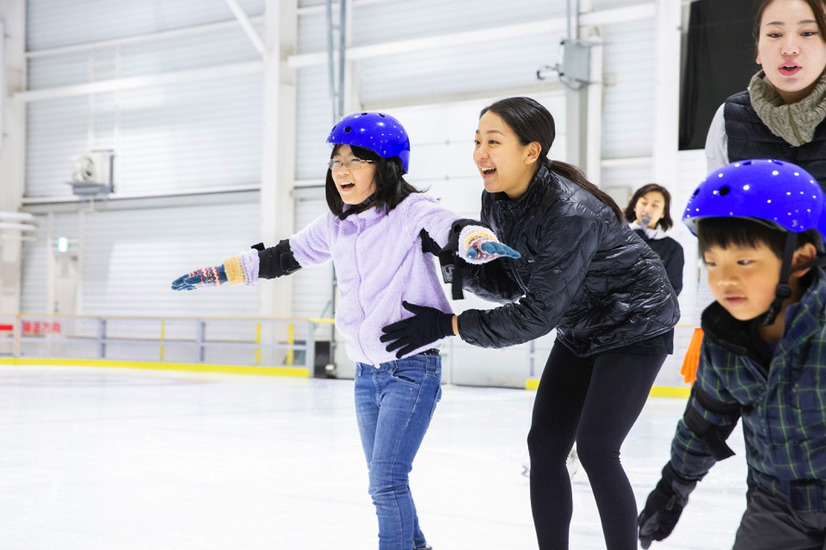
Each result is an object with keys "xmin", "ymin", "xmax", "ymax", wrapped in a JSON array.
[{"xmin": 725, "ymin": 90, "xmax": 826, "ymax": 190}]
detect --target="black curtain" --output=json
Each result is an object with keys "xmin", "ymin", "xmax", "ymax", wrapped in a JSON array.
[{"xmin": 679, "ymin": 0, "xmax": 763, "ymax": 150}]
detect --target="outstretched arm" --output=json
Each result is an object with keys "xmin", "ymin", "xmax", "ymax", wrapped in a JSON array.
[
  {"xmin": 171, "ymin": 248, "xmax": 260, "ymax": 291},
  {"xmin": 171, "ymin": 236, "xmax": 307, "ymax": 291},
  {"xmin": 170, "ymin": 211, "xmax": 336, "ymax": 292}
]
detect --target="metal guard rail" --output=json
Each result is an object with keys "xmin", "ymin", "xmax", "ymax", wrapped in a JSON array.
[{"xmin": 0, "ymin": 313, "xmax": 336, "ymax": 370}]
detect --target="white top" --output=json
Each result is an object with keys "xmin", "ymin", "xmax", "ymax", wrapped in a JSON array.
[{"xmin": 704, "ymin": 103, "xmax": 728, "ymax": 175}]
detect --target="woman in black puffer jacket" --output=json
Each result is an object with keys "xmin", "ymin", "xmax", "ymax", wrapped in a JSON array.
[{"xmin": 381, "ymin": 97, "xmax": 680, "ymax": 550}]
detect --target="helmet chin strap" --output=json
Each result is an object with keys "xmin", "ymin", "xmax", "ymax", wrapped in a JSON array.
[
  {"xmin": 762, "ymin": 233, "xmax": 826, "ymax": 325},
  {"xmin": 337, "ymin": 194, "xmax": 376, "ymax": 220}
]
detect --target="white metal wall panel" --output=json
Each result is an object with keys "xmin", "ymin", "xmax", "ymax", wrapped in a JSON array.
[
  {"xmin": 26, "ymin": 0, "xmax": 264, "ymax": 51},
  {"xmin": 600, "ymin": 162, "xmax": 653, "ymax": 190},
  {"xmin": 361, "ymin": 34, "xmax": 563, "ymax": 105},
  {"xmin": 78, "ymin": 201, "xmax": 261, "ymax": 318},
  {"xmin": 297, "ymin": 0, "xmax": 564, "ymax": 54},
  {"xmin": 295, "ymin": 66, "xmax": 336, "ymax": 180},
  {"xmin": 116, "ymin": 75, "xmax": 262, "ymax": 195},
  {"xmin": 117, "ymin": 24, "xmax": 264, "ymax": 77},
  {"xmin": 19, "ymin": 212, "xmax": 80, "ymax": 313},
  {"xmin": 25, "ymin": 74, "xmax": 263, "ymax": 197},
  {"xmin": 297, "ymin": 7, "xmax": 327, "ymax": 54},
  {"xmin": 592, "ymin": 0, "xmax": 652, "ymax": 8},
  {"xmin": 27, "ymin": 52, "xmax": 90, "ymax": 90},
  {"xmin": 28, "ymin": 24, "xmax": 263, "ymax": 91},
  {"xmin": 19, "ymin": 238, "xmax": 48, "ymax": 313},
  {"xmin": 601, "ymin": 18, "xmax": 656, "ymax": 159},
  {"xmin": 25, "ymin": 97, "xmax": 90, "ymax": 197},
  {"xmin": 352, "ymin": 0, "xmax": 564, "ymax": 46}
]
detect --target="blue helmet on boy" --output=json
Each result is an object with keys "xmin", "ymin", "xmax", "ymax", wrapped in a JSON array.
[
  {"xmin": 683, "ymin": 159, "xmax": 826, "ymax": 250},
  {"xmin": 327, "ymin": 111, "xmax": 411, "ymax": 174},
  {"xmin": 683, "ymin": 159, "xmax": 826, "ymax": 325}
]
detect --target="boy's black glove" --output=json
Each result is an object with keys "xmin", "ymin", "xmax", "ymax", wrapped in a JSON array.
[
  {"xmin": 380, "ymin": 301, "xmax": 454, "ymax": 358},
  {"xmin": 638, "ymin": 463, "xmax": 697, "ymax": 548}
]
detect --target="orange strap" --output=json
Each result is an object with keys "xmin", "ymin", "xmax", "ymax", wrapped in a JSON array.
[{"xmin": 680, "ymin": 328, "xmax": 704, "ymax": 385}]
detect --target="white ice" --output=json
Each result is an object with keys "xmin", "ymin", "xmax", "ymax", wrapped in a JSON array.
[{"xmin": 0, "ymin": 365, "xmax": 747, "ymax": 550}]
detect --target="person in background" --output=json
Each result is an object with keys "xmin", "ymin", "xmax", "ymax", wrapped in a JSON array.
[
  {"xmin": 556, "ymin": 182, "xmax": 687, "ymax": 480},
  {"xmin": 170, "ymin": 111, "xmax": 519, "ymax": 550},
  {"xmin": 625, "ymin": 184, "xmax": 684, "ymax": 296},
  {"xmin": 705, "ymin": 0, "xmax": 826, "ymax": 186},
  {"xmin": 638, "ymin": 159, "xmax": 826, "ymax": 549},
  {"xmin": 380, "ymin": 96, "xmax": 680, "ymax": 550}
]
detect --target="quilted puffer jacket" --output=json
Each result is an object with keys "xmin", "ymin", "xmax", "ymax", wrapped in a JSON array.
[{"xmin": 457, "ymin": 163, "xmax": 680, "ymax": 357}]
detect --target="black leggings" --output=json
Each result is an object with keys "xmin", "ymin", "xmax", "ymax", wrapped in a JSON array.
[{"xmin": 528, "ymin": 340, "xmax": 667, "ymax": 550}]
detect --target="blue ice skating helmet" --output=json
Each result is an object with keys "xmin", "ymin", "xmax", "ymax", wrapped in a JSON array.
[
  {"xmin": 326, "ymin": 111, "xmax": 411, "ymax": 174},
  {"xmin": 683, "ymin": 159, "xmax": 826, "ymax": 250}
]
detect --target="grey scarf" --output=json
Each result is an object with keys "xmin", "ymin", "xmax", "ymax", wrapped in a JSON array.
[{"xmin": 748, "ymin": 70, "xmax": 826, "ymax": 147}]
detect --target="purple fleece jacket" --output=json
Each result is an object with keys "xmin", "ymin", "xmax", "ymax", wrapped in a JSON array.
[{"xmin": 289, "ymin": 194, "xmax": 461, "ymax": 366}]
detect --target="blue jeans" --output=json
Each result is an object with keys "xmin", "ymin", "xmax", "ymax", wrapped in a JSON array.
[{"xmin": 354, "ymin": 354, "xmax": 442, "ymax": 550}]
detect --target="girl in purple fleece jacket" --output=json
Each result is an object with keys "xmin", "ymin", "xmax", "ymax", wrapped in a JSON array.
[{"xmin": 171, "ymin": 111, "xmax": 518, "ymax": 550}]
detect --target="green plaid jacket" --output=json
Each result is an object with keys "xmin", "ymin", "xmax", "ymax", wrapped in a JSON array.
[{"xmin": 670, "ymin": 270, "xmax": 826, "ymax": 512}]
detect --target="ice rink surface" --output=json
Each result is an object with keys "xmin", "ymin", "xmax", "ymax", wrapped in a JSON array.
[{"xmin": 0, "ymin": 365, "xmax": 748, "ymax": 550}]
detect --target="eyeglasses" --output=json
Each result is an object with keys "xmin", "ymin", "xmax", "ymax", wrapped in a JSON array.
[{"xmin": 327, "ymin": 158, "xmax": 375, "ymax": 171}]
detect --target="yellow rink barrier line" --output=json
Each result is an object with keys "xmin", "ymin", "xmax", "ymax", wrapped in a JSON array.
[
  {"xmin": 0, "ymin": 357, "xmax": 310, "ymax": 378},
  {"xmin": 525, "ymin": 378, "xmax": 691, "ymax": 398}
]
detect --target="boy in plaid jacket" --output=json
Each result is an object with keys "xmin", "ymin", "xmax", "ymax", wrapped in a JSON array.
[{"xmin": 638, "ymin": 159, "xmax": 826, "ymax": 549}]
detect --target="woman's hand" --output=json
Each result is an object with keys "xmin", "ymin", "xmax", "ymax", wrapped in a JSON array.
[{"xmin": 380, "ymin": 301, "xmax": 455, "ymax": 358}]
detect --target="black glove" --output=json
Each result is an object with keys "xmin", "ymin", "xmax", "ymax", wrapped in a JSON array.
[
  {"xmin": 380, "ymin": 301, "xmax": 454, "ymax": 358},
  {"xmin": 638, "ymin": 463, "xmax": 698, "ymax": 548}
]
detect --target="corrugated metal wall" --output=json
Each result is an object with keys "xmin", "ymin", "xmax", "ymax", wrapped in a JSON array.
[
  {"xmin": 26, "ymin": 0, "xmax": 264, "ymax": 50},
  {"xmin": 21, "ymin": 200, "xmax": 262, "ymax": 316},
  {"xmin": 23, "ymin": 0, "xmax": 267, "ymax": 322},
  {"xmin": 600, "ymin": 17, "xmax": 656, "ymax": 185},
  {"xmin": 26, "ymin": 16, "xmax": 264, "ymax": 197}
]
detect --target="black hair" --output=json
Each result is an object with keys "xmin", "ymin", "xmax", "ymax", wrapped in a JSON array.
[
  {"xmin": 753, "ymin": 0, "xmax": 826, "ymax": 48},
  {"xmin": 480, "ymin": 96, "xmax": 623, "ymax": 221},
  {"xmin": 624, "ymin": 183, "xmax": 674, "ymax": 230},
  {"xmin": 697, "ymin": 217, "xmax": 820, "ymax": 259},
  {"xmin": 325, "ymin": 144, "xmax": 421, "ymax": 217}
]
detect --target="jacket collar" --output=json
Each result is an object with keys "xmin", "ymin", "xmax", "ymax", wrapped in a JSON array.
[
  {"xmin": 337, "ymin": 204, "xmax": 384, "ymax": 226},
  {"xmin": 490, "ymin": 163, "xmax": 552, "ymax": 207},
  {"xmin": 629, "ymin": 222, "xmax": 668, "ymax": 240}
]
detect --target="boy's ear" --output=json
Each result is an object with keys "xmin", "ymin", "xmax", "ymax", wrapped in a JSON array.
[{"xmin": 791, "ymin": 242, "xmax": 818, "ymax": 278}]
